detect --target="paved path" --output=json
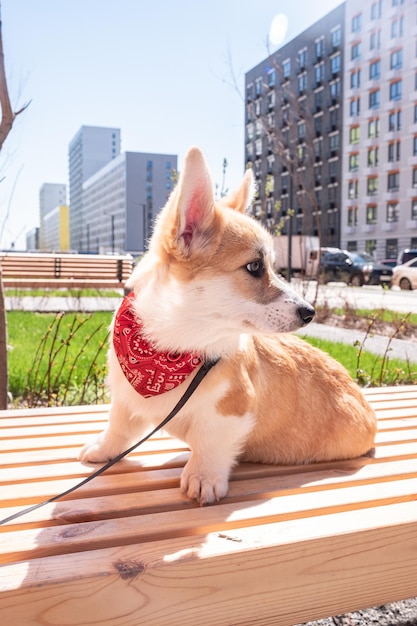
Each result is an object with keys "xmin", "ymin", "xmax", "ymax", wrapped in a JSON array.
[{"xmin": 297, "ymin": 322, "xmax": 417, "ymax": 364}]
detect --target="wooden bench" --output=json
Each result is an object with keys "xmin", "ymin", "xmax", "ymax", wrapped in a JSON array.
[
  {"xmin": 0, "ymin": 252, "xmax": 134, "ymax": 290},
  {"xmin": 0, "ymin": 385, "xmax": 416, "ymax": 625}
]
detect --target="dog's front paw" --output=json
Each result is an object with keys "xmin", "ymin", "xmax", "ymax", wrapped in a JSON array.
[
  {"xmin": 180, "ymin": 461, "xmax": 229, "ymax": 505},
  {"xmin": 79, "ymin": 439, "xmax": 115, "ymax": 464}
]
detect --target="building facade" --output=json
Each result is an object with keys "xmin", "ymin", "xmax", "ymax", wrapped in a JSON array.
[
  {"xmin": 42, "ymin": 205, "xmax": 70, "ymax": 251},
  {"xmin": 82, "ymin": 151, "xmax": 177, "ymax": 254},
  {"xmin": 342, "ymin": 0, "xmax": 417, "ymax": 259},
  {"xmin": 245, "ymin": 4, "xmax": 345, "ymax": 247},
  {"xmin": 68, "ymin": 126, "xmax": 121, "ymax": 251},
  {"xmin": 245, "ymin": 0, "xmax": 417, "ymax": 259},
  {"xmin": 39, "ymin": 183, "xmax": 67, "ymax": 250}
]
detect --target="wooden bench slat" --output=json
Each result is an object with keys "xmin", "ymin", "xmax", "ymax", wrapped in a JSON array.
[
  {"xmin": 0, "ymin": 385, "xmax": 416, "ymax": 624},
  {"xmin": 1, "ymin": 474, "xmax": 417, "ymax": 565}
]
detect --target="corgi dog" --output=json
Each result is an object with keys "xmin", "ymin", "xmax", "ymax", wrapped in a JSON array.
[{"xmin": 80, "ymin": 147, "xmax": 377, "ymax": 505}]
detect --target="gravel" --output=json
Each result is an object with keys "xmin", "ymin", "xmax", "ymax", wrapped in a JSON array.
[{"xmin": 297, "ymin": 597, "xmax": 417, "ymax": 626}]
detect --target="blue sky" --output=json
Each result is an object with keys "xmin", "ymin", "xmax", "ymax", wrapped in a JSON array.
[{"xmin": 0, "ymin": 0, "xmax": 343, "ymax": 249}]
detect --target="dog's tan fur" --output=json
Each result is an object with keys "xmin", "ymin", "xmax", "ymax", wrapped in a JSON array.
[{"xmin": 80, "ymin": 147, "xmax": 377, "ymax": 504}]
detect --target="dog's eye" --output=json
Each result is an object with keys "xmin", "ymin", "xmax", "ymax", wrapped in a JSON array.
[{"xmin": 245, "ymin": 259, "xmax": 265, "ymax": 278}]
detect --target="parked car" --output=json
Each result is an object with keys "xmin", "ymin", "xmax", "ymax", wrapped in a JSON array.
[
  {"xmin": 392, "ymin": 257, "xmax": 417, "ymax": 290},
  {"xmin": 319, "ymin": 251, "xmax": 393, "ymax": 286},
  {"xmin": 380, "ymin": 259, "xmax": 398, "ymax": 268},
  {"xmin": 397, "ymin": 249, "xmax": 417, "ymax": 265}
]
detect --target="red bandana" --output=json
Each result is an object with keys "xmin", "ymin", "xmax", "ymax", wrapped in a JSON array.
[{"xmin": 113, "ymin": 292, "xmax": 202, "ymax": 398}]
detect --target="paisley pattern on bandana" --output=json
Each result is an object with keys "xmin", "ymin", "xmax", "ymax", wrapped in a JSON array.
[{"xmin": 113, "ymin": 292, "xmax": 202, "ymax": 398}]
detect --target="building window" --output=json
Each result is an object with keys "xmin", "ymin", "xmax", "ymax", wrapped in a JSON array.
[
  {"xmin": 365, "ymin": 240, "xmax": 377, "ymax": 255},
  {"xmin": 386, "ymin": 202, "xmax": 399, "ymax": 222},
  {"xmin": 390, "ymin": 48, "xmax": 403, "ymax": 70},
  {"xmin": 315, "ymin": 37, "xmax": 325, "ymax": 60},
  {"xmin": 388, "ymin": 109, "xmax": 402, "ymax": 131},
  {"xmin": 314, "ymin": 139, "xmax": 323, "ymax": 161},
  {"xmin": 351, "ymin": 42, "xmax": 361, "ymax": 61},
  {"xmin": 329, "ymin": 160, "xmax": 338, "ymax": 180},
  {"xmin": 367, "ymin": 176, "xmax": 378, "ymax": 195},
  {"xmin": 387, "ymin": 171, "xmax": 400, "ymax": 192},
  {"xmin": 267, "ymin": 69, "xmax": 276, "ymax": 88},
  {"xmin": 315, "ymin": 63, "xmax": 325, "ymax": 85},
  {"xmin": 369, "ymin": 60, "xmax": 381, "ymax": 79},
  {"xmin": 246, "ymin": 84, "xmax": 254, "ymax": 102},
  {"xmin": 414, "ymin": 104, "xmax": 417, "ymax": 123},
  {"xmin": 350, "ymin": 68, "xmax": 361, "ymax": 89},
  {"xmin": 411, "ymin": 199, "xmax": 417, "ymax": 220},
  {"xmin": 348, "ymin": 179, "xmax": 359, "ymax": 199},
  {"xmin": 350, "ymin": 97, "xmax": 361, "ymax": 117},
  {"xmin": 368, "ymin": 117, "xmax": 380, "ymax": 138},
  {"xmin": 283, "ymin": 59, "xmax": 291, "ymax": 79},
  {"xmin": 348, "ymin": 206, "xmax": 358, "ymax": 226},
  {"xmin": 298, "ymin": 121, "xmax": 306, "ymax": 139},
  {"xmin": 388, "ymin": 141, "xmax": 400, "ymax": 162},
  {"xmin": 349, "ymin": 153, "xmax": 359, "ymax": 171},
  {"xmin": 332, "ymin": 26, "xmax": 342, "ymax": 48},
  {"xmin": 298, "ymin": 48, "xmax": 308, "ymax": 69},
  {"xmin": 412, "ymin": 167, "xmax": 417, "ymax": 187},
  {"xmin": 390, "ymin": 80, "xmax": 402, "ymax": 101},
  {"xmin": 368, "ymin": 146, "xmax": 379, "ymax": 166},
  {"xmin": 370, "ymin": 29, "xmax": 381, "ymax": 50},
  {"xmin": 369, "ymin": 89, "xmax": 380, "ymax": 109},
  {"xmin": 255, "ymin": 78, "xmax": 262, "ymax": 96},
  {"xmin": 352, "ymin": 13, "xmax": 362, "ymax": 33},
  {"xmin": 391, "ymin": 16, "xmax": 404, "ymax": 38},
  {"xmin": 350, "ymin": 126, "xmax": 360, "ymax": 144},
  {"xmin": 298, "ymin": 73, "xmax": 307, "ymax": 94},
  {"xmin": 414, "ymin": 136, "xmax": 417, "ymax": 156},
  {"xmin": 366, "ymin": 204, "xmax": 377, "ymax": 224},
  {"xmin": 386, "ymin": 239, "xmax": 398, "ymax": 259},
  {"xmin": 329, "ymin": 134, "xmax": 339, "ymax": 154},
  {"xmin": 331, "ymin": 54, "xmax": 341, "ymax": 74},
  {"xmin": 330, "ymin": 79, "xmax": 341, "ymax": 99}
]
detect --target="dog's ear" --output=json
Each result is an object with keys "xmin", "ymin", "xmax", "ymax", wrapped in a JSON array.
[
  {"xmin": 174, "ymin": 146, "xmax": 217, "ymax": 255},
  {"xmin": 220, "ymin": 168, "xmax": 256, "ymax": 214}
]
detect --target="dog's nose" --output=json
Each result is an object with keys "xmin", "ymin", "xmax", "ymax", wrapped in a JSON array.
[{"xmin": 297, "ymin": 303, "xmax": 315, "ymax": 326}]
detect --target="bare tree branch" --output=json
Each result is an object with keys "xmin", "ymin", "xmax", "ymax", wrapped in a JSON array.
[{"xmin": 0, "ymin": 8, "xmax": 30, "ymax": 150}]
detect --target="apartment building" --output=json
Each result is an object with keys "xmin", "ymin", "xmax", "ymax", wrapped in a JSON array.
[
  {"xmin": 245, "ymin": 0, "xmax": 417, "ymax": 259},
  {"xmin": 42, "ymin": 205, "xmax": 70, "ymax": 251},
  {"xmin": 82, "ymin": 151, "xmax": 177, "ymax": 254},
  {"xmin": 68, "ymin": 126, "xmax": 121, "ymax": 252},
  {"xmin": 244, "ymin": 4, "xmax": 345, "ymax": 247},
  {"xmin": 342, "ymin": 0, "xmax": 417, "ymax": 259},
  {"xmin": 39, "ymin": 183, "xmax": 67, "ymax": 250}
]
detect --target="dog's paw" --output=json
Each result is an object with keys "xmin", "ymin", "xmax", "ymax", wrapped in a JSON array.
[
  {"xmin": 79, "ymin": 440, "xmax": 114, "ymax": 464},
  {"xmin": 180, "ymin": 463, "xmax": 229, "ymax": 505}
]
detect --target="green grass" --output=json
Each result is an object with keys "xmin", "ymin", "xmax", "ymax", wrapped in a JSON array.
[
  {"xmin": 301, "ymin": 335, "xmax": 417, "ymax": 387},
  {"xmin": 5, "ymin": 288, "xmax": 122, "ymax": 298},
  {"xmin": 7, "ymin": 311, "xmax": 113, "ymax": 406},
  {"xmin": 6, "ymin": 309, "xmax": 417, "ymax": 407}
]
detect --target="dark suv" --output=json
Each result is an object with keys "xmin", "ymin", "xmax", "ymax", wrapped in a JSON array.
[{"xmin": 319, "ymin": 251, "xmax": 393, "ymax": 287}]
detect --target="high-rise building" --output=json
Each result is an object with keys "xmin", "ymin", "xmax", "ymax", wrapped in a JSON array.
[
  {"xmin": 39, "ymin": 183, "xmax": 66, "ymax": 250},
  {"xmin": 68, "ymin": 126, "xmax": 121, "ymax": 251},
  {"xmin": 82, "ymin": 151, "xmax": 177, "ymax": 254},
  {"xmin": 341, "ymin": 0, "xmax": 417, "ymax": 259},
  {"xmin": 42, "ymin": 205, "xmax": 69, "ymax": 251},
  {"xmin": 244, "ymin": 4, "xmax": 345, "ymax": 247},
  {"xmin": 245, "ymin": 0, "xmax": 417, "ymax": 260}
]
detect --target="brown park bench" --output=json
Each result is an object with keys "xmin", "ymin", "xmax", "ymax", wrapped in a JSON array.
[
  {"xmin": 0, "ymin": 252, "xmax": 134, "ymax": 290},
  {"xmin": 0, "ymin": 385, "xmax": 416, "ymax": 625}
]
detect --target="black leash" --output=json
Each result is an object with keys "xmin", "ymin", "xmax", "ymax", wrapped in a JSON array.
[{"xmin": 0, "ymin": 358, "xmax": 219, "ymax": 526}]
